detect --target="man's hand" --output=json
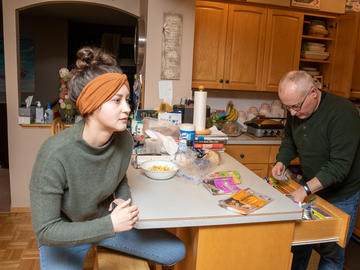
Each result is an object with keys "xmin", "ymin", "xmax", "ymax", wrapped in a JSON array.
[
  {"xmin": 272, "ymin": 161, "xmax": 286, "ymax": 181},
  {"xmin": 289, "ymin": 187, "xmax": 307, "ymax": 203},
  {"xmin": 110, "ymin": 199, "xmax": 139, "ymax": 233}
]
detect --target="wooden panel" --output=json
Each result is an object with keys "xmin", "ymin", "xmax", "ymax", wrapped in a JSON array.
[
  {"xmin": 320, "ymin": 0, "xmax": 345, "ymax": 14},
  {"xmin": 192, "ymin": 1, "xmax": 228, "ymax": 89},
  {"xmin": 353, "ymin": 200, "xmax": 360, "ymax": 237},
  {"xmin": 246, "ymin": 0, "xmax": 290, "ymax": 7},
  {"xmin": 224, "ymin": 5, "xmax": 267, "ymax": 90},
  {"xmin": 195, "ymin": 222, "xmax": 295, "ymax": 270},
  {"xmin": 245, "ymin": 163, "xmax": 268, "ymax": 178},
  {"xmin": 269, "ymin": 145, "xmax": 300, "ymax": 165},
  {"xmin": 262, "ymin": 9, "xmax": 303, "ymax": 92},
  {"xmin": 269, "ymin": 145, "xmax": 280, "ymax": 164},
  {"xmin": 330, "ymin": 13, "xmax": 359, "ymax": 98},
  {"xmin": 351, "ymin": 14, "xmax": 360, "ymax": 93},
  {"xmin": 225, "ymin": 144, "xmax": 270, "ymax": 164}
]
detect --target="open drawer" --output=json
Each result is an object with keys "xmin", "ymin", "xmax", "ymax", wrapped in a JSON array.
[{"xmin": 275, "ymin": 180, "xmax": 350, "ymax": 248}]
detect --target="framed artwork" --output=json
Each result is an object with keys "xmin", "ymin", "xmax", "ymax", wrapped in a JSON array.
[{"xmin": 291, "ymin": 0, "xmax": 320, "ymax": 9}]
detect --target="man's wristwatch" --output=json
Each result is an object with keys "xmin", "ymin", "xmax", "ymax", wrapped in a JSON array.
[{"xmin": 303, "ymin": 183, "xmax": 312, "ymax": 196}]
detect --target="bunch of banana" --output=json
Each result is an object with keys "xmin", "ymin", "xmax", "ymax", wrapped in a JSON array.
[{"xmin": 225, "ymin": 102, "xmax": 239, "ymax": 122}]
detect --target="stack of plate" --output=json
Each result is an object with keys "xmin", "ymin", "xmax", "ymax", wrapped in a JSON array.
[
  {"xmin": 301, "ymin": 67, "xmax": 320, "ymax": 76},
  {"xmin": 308, "ymin": 20, "xmax": 329, "ymax": 37},
  {"xmin": 302, "ymin": 41, "xmax": 329, "ymax": 60}
]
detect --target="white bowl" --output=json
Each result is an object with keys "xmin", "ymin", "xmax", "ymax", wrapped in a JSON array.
[{"xmin": 141, "ymin": 160, "xmax": 179, "ymax": 180}]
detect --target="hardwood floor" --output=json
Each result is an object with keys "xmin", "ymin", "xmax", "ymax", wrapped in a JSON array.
[
  {"xmin": 1, "ymin": 211, "xmax": 359, "ymax": 270},
  {"xmin": 0, "ymin": 212, "xmax": 96, "ymax": 270}
]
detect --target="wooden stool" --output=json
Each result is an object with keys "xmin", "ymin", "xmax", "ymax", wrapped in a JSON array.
[{"xmin": 96, "ymin": 247, "xmax": 151, "ymax": 270}]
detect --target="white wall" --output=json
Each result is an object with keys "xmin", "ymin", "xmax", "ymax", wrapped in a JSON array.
[{"xmin": 143, "ymin": 0, "xmax": 196, "ymax": 109}]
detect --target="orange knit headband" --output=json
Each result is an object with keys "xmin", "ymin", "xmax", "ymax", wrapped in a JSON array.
[{"xmin": 76, "ymin": 73, "xmax": 130, "ymax": 115}]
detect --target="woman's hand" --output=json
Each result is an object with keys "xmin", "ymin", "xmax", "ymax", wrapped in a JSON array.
[
  {"xmin": 272, "ymin": 161, "xmax": 286, "ymax": 181},
  {"xmin": 110, "ymin": 199, "xmax": 139, "ymax": 232}
]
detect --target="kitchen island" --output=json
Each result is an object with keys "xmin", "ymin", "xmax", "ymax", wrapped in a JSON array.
[{"xmin": 127, "ymin": 153, "xmax": 348, "ymax": 270}]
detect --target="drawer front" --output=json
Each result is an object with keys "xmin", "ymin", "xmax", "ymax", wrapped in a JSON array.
[{"xmin": 226, "ymin": 145, "xmax": 270, "ymax": 164}]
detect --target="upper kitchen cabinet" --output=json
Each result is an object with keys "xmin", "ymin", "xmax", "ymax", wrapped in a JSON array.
[
  {"xmin": 192, "ymin": 1, "xmax": 228, "ymax": 89},
  {"xmin": 224, "ymin": 5, "xmax": 267, "ymax": 90},
  {"xmin": 262, "ymin": 9, "xmax": 303, "ymax": 92},
  {"xmin": 329, "ymin": 13, "xmax": 359, "ymax": 98},
  {"xmin": 192, "ymin": 2, "xmax": 302, "ymax": 92},
  {"xmin": 246, "ymin": 0, "xmax": 290, "ymax": 7},
  {"xmin": 192, "ymin": 2, "xmax": 267, "ymax": 90},
  {"xmin": 351, "ymin": 13, "xmax": 360, "ymax": 98}
]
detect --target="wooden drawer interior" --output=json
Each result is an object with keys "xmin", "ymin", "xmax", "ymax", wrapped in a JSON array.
[
  {"xmin": 274, "ymin": 180, "xmax": 350, "ymax": 248},
  {"xmin": 226, "ymin": 145, "xmax": 270, "ymax": 164}
]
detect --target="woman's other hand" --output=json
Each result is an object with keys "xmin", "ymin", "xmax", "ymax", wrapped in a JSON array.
[{"xmin": 110, "ymin": 198, "xmax": 139, "ymax": 232}]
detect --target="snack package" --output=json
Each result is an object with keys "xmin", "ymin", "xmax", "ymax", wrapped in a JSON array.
[
  {"xmin": 218, "ymin": 188, "xmax": 272, "ymax": 215},
  {"xmin": 206, "ymin": 170, "xmax": 241, "ymax": 184},
  {"xmin": 202, "ymin": 177, "xmax": 241, "ymax": 195}
]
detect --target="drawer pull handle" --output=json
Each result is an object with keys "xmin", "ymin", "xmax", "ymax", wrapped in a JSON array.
[
  {"xmin": 240, "ymin": 154, "xmax": 245, "ymax": 159},
  {"xmin": 219, "ymin": 79, "xmax": 223, "ymax": 83}
]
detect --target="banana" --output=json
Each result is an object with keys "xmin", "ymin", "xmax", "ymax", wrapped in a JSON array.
[{"xmin": 225, "ymin": 108, "xmax": 239, "ymax": 122}]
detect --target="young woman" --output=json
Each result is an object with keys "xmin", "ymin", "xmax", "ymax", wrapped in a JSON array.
[{"xmin": 30, "ymin": 47, "xmax": 185, "ymax": 269}]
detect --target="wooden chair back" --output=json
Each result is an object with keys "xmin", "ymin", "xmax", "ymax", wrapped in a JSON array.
[{"xmin": 51, "ymin": 118, "xmax": 65, "ymax": 136}]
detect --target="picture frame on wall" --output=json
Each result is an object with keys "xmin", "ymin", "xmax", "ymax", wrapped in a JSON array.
[{"xmin": 291, "ymin": 0, "xmax": 320, "ymax": 9}]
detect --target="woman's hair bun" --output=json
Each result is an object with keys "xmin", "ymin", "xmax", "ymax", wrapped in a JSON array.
[{"xmin": 75, "ymin": 46, "xmax": 117, "ymax": 71}]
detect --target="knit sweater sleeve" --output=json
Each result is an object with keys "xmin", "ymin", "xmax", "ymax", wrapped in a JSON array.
[
  {"xmin": 276, "ymin": 114, "xmax": 298, "ymax": 167},
  {"xmin": 315, "ymin": 105, "xmax": 360, "ymax": 188},
  {"xmin": 30, "ymin": 144, "xmax": 115, "ymax": 246},
  {"xmin": 114, "ymin": 174, "xmax": 132, "ymax": 201}
]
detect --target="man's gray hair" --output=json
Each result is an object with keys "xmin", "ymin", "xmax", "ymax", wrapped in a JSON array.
[{"xmin": 278, "ymin": 70, "xmax": 315, "ymax": 96}]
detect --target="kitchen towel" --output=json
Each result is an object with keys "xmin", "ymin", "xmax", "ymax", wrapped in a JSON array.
[{"xmin": 193, "ymin": 90, "xmax": 207, "ymax": 131}]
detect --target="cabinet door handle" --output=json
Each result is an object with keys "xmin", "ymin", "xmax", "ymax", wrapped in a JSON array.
[
  {"xmin": 240, "ymin": 154, "xmax": 245, "ymax": 159},
  {"xmin": 225, "ymin": 80, "xmax": 229, "ymax": 84},
  {"xmin": 219, "ymin": 79, "xmax": 223, "ymax": 83}
]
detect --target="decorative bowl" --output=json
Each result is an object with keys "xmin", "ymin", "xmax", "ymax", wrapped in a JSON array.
[{"xmin": 141, "ymin": 160, "xmax": 179, "ymax": 180}]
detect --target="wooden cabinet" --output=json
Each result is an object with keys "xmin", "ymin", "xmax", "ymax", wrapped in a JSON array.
[
  {"xmin": 192, "ymin": 2, "xmax": 302, "ymax": 92},
  {"xmin": 329, "ymin": 13, "xmax": 359, "ymax": 98},
  {"xmin": 353, "ymin": 200, "xmax": 360, "ymax": 237},
  {"xmin": 351, "ymin": 13, "xmax": 360, "ymax": 98},
  {"xmin": 192, "ymin": 1, "xmax": 228, "ymax": 89},
  {"xmin": 299, "ymin": 13, "xmax": 358, "ymax": 98},
  {"xmin": 226, "ymin": 144, "xmax": 272, "ymax": 178},
  {"xmin": 263, "ymin": 9, "xmax": 303, "ymax": 92},
  {"xmin": 224, "ymin": 5, "xmax": 267, "ymax": 90},
  {"xmin": 192, "ymin": 2, "xmax": 267, "ymax": 90}
]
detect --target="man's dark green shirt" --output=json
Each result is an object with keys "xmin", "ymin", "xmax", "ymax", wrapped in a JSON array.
[{"xmin": 277, "ymin": 91, "xmax": 360, "ymax": 203}]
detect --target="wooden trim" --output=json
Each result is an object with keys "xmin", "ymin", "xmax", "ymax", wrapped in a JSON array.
[
  {"xmin": 10, "ymin": 207, "xmax": 31, "ymax": 212},
  {"xmin": 20, "ymin": 124, "xmax": 72, "ymax": 128}
]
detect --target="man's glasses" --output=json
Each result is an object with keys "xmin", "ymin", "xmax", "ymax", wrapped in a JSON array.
[{"xmin": 284, "ymin": 88, "xmax": 313, "ymax": 112}]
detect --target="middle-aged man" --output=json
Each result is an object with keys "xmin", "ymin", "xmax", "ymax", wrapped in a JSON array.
[{"xmin": 272, "ymin": 70, "xmax": 360, "ymax": 270}]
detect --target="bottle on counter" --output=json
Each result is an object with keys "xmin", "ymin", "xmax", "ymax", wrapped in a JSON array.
[
  {"xmin": 44, "ymin": 103, "xmax": 54, "ymax": 124},
  {"xmin": 35, "ymin": 101, "xmax": 44, "ymax": 123}
]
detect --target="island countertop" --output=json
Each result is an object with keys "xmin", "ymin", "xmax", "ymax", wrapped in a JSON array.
[{"xmin": 128, "ymin": 153, "xmax": 302, "ymax": 229}]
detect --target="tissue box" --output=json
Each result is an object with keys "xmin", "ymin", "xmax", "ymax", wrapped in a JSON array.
[
  {"xmin": 18, "ymin": 107, "xmax": 35, "ymax": 124},
  {"xmin": 19, "ymin": 107, "xmax": 35, "ymax": 117}
]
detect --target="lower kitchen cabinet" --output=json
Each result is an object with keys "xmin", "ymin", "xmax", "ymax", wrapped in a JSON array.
[
  {"xmin": 353, "ymin": 200, "xmax": 360, "ymax": 238},
  {"xmin": 225, "ymin": 144, "xmax": 271, "ymax": 178}
]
